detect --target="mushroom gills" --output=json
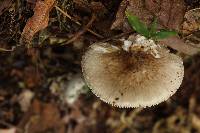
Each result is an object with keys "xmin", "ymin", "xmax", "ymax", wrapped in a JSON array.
[{"xmin": 82, "ymin": 38, "xmax": 184, "ymax": 108}]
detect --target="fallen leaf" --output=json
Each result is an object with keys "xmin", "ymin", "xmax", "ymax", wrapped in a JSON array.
[
  {"xmin": 182, "ymin": 8, "xmax": 200, "ymax": 35},
  {"xmin": 18, "ymin": 99, "xmax": 65, "ymax": 133},
  {"xmin": 159, "ymin": 36, "xmax": 200, "ymax": 55},
  {"xmin": 112, "ymin": 0, "xmax": 198, "ymax": 55},
  {"xmin": 157, "ymin": 0, "xmax": 186, "ymax": 31},
  {"xmin": 112, "ymin": 0, "xmax": 186, "ymax": 32},
  {"xmin": 20, "ymin": 0, "xmax": 55, "ymax": 47},
  {"xmin": 110, "ymin": 0, "xmax": 128, "ymax": 30}
]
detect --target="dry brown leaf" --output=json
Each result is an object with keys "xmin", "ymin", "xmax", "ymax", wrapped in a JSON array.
[
  {"xmin": 159, "ymin": 36, "xmax": 200, "ymax": 55},
  {"xmin": 182, "ymin": 8, "xmax": 200, "ymax": 35},
  {"xmin": 112, "ymin": 0, "xmax": 186, "ymax": 32},
  {"xmin": 20, "ymin": 0, "xmax": 55, "ymax": 47},
  {"xmin": 157, "ymin": 0, "xmax": 186, "ymax": 31},
  {"xmin": 17, "ymin": 99, "xmax": 65, "ymax": 133},
  {"xmin": 110, "ymin": 0, "xmax": 128, "ymax": 30},
  {"xmin": 111, "ymin": 0, "xmax": 152, "ymax": 31}
]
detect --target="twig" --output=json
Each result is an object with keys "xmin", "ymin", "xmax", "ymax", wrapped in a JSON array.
[
  {"xmin": 0, "ymin": 46, "xmax": 16, "ymax": 52},
  {"xmin": 64, "ymin": 14, "xmax": 96, "ymax": 45},
  {"xmin": 100, "ymin": 31, "xmax": 134, "ymax": 42},
  {"xmin": 55, "ymin": 6, "xmax": 103, "ymax": 38}
]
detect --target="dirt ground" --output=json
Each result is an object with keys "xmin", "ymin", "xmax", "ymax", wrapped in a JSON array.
[{"xmin": 0, "ymin": 0, "xmax": 200, "ymax": 133}]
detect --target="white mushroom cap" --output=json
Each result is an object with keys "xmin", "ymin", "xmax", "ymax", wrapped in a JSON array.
[{"xmin": 82, "ymin": 38, "xmax": 184, "ymax": 108}]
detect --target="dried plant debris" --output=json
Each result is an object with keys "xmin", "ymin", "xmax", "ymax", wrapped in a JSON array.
[
  {"xmin": 20, "ymin": 0, "xmax": 55, "ymax": 47},
  {"xmin": 0, "ymin": 128, "xmax": 16, "ymax": 133},
  {"xmin": 0, "ymin": 0, "xmax": 13, "ymax": 16},
  {"xmin": 114, "ymin": 0, "xmax": 199, "ymax": 55},
  {"xmin": 184, "ymin": 31, "xmax": 200, "ymax": 48},
  {"xmin": 125, "ymin": 12, "xmax": 199, "ymax": 56},
  {"xmin": 159, "ymin": 36, "xmax": 200, "ymax": 55},
  {"xmin": 82, "ymin": 35, "xmax": 184, "ymax": 108},
  {"xmin": 18, "ymin": 90, "xmax": 35, "ymax": 112},
  {"xmin": 112, "ymin": 0, "xmax": 186, "ymax": 32},
  {"xmin": 18, "ymin": 99, "xmax": 65, "ymax": 133},
  {"xmin": 182, "ymin": 8, "xmax": 200, "ymax": 35},
  {"xmin": 152, "ymin": 107, "xmax": 188, "ymax": 133}
]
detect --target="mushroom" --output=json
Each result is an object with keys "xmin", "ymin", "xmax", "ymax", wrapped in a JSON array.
[{"xmin": 82, "ymin": 35, "xmax": 184, "ymax": 108}]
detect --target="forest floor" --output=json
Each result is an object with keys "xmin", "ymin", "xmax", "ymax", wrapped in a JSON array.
[{"xmin": 0, "ymin": 0, "xmax": 200, "ymax": 133}]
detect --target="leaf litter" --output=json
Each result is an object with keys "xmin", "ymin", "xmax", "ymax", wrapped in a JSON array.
[{"xmin": 0, "ymin": 0, "xmax": 200, "ymax": 133}]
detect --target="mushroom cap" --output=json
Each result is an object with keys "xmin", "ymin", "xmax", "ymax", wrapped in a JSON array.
[{"xmin": 82, "ymin": 42, "xmax": 184, "ymax": 108}]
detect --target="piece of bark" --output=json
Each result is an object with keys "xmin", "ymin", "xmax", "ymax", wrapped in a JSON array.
[{"xmin": 20, "ymin": 0, "xmax": 55, "ymax": 47}]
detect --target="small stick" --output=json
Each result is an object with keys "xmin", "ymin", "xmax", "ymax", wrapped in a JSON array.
[
  {"xmin": 64, "ymin": 14, "xmax": 96, "ymax": 45},
  {"xmin": 100, "ymin": 31, "xmax": 133, "ymax": 42},
  {"xmin": 0, "ymin": 46, "xmax": 15, "ymax": 52},
  {"xmin": 55, "ymin": 6, "xmax": 103, "ymax": 38}
]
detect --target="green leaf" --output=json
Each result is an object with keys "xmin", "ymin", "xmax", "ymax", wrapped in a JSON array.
[
  {"xmin": 126, "ymin": 12, "xmax": 149, "ymax": 38},
  {"xmin": 153, "ymin": 30, "xmax": 177, "ymax": 40},
  {"xmin": 149, "ymin": 18, "xmax": 157, "ymax": 37}
]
